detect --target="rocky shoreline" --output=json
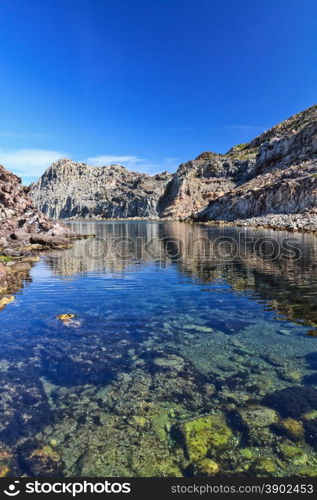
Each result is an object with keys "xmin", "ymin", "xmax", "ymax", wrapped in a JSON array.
[
  {"xmin": 198, "ymin": 211, "xmax": 317, "ymax": 234},
  {"xmin": 0, "ymin": 165, "xmax": 94, "ymax": 302}
]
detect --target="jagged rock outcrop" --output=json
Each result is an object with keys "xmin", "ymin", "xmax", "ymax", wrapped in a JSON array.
[
  {"xmin": 29, "ymin": 105, "xmax": 317, "ymax": 229},
  {"xmin": 30, "ymin": 160, "xmax": 172, "ymax": 219},
  {"xmin": 0, "ymin": 165, "xmax": 71, "ymax": 249},
  {"xmin": 0, "ymin": 165, "xmax": 76, "ymax": 299},
  {"xmin": 159, "ymin": 149, "xmax": 258, "ymax": 218},
  {"xmin": 196, "ymin": 105, "xmax": 317, "ymax": 222}
]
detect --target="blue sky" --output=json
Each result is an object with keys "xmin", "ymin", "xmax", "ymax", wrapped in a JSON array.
[{"xmin": 0, "ymin": 0, "xmax": 316, "ymax": 183}]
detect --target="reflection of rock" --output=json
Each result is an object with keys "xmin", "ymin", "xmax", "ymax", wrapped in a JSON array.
[
  {"xmin": 43, "ymin": 221, "xmax": 317, "ymax": 332},
  {"xmin": 164, "ymin": 222, "xmax": 317, "ymax": 331}
]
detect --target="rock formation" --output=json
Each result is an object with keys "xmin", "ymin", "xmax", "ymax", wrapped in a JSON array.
[
  {"xmin": 0, "ymin": 165, "xmax": 76, "ymax": 298},
  {"xmin": 196, "ymin": 105, "xmax": 317, "ymax": 223},
  {"xmin": 30, "ymin": 160, "xmax": 172, "ymax": 219},
  {"xmin": 0, "ymin": 165, "xmax": 72, "ymax": 249},
  {"xmin": 29, "ymin": 104, "xmax": 317, "ymax": 230}
]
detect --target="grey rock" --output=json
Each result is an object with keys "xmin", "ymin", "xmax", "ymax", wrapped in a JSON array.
[
  {"xmin": 30, "ymin": 160, "xmax": 172, "ymax": 219},
  {"xmin": 29, "ymin": 105, "xmax": 317, "ymax": 231}
]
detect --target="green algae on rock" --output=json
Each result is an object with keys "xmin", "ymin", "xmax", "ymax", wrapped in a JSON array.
[
  {"xmin": 194, "ymin": 458, "xmax": 220, "ymax": 476},
  {"xmin": 179, "ymin": 414, "xmax": 232, "ymax": 462},
  {"xmin": 250, "ymin": 458, "xmax": 276, "ymax": 476}
]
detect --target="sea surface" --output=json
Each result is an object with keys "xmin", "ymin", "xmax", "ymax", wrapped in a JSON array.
[{"xmin": 1, "ymin": 221, "xmax": 317, "ymax": 477}]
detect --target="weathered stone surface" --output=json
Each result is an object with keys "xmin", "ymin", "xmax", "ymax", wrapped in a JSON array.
[
  {"xmin": 196, "ymin": 105, "xmax": 317, "ymax": 224},
  {"xmin": 0, "ymin": 165, "xmax": 72, "ymax": 247},
  {"xmin": 29, "ymin": 105, "xmax": 317, "ymax": 230},
  {"xmin": 30, "ymin": 159, "xmax": 172, "ymax": 219},
  {"xmin": 0, "ymin": 164, "xmax": 75, "ymax": 299}
]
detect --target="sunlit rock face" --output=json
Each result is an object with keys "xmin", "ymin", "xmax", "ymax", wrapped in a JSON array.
[
  {"xmin": 30, "ymin": 160, "xmax": 172, "ymax": 219},
  {"xmin": 30, "ymin": 105, "xmax": 317, "ymax": 224},
  {"xmin": 196, "ymin": 105, "xmax": 317, "ymax": 222}
]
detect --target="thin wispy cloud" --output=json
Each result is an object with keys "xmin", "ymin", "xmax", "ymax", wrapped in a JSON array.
[
  {"xmin": 86, "ymin": 155, "xmax": 179, "ymax": 175},
  {"xmin": 209, "ymin": 125, "xmax": 265, "ymax": 132},
  {"xmin": 87, "ymin": 155, "xmax": 145, "ymax": 166},
  {"xmin": 0, "ymin": 149, "xmax": 68, "ymax": 180},
  {"xmin": 0, "ymin": 149, "xmax": 179, "ymax": 185}
]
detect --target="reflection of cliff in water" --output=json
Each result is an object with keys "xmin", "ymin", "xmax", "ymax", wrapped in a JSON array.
[
  {"xmin": 165, "ymin": 223, "xmax": 317, "ymax": 331},
  {"xmin": 45, "ymin": 221, "xmax": 317, "ymax": 332}
]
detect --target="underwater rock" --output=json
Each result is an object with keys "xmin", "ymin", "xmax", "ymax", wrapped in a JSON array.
[
  {"xmin": 246, "ymin": 427, "xmax": 277, "ymax": 447},
  {"xmin": 250, "ymin": 458, "xmax": 276, "ymax": 476},
  {"xmin": 237, "ymin": 406, "xmax": 279, "ymax": 428},
  {"xmin": 298, "ymin": 465, "xmax": 317, "ymax": 477},
  {"xmin": 179, "ymin": 414, "xmax": 232, "ymax": 462},
  {"xmin": 303, "ymin": 410, "xmax": 317, "ymax": 421},
  {"xmin": 153, "ymin": 355, "xmax": 185, "ymax": 373},
  {"xmin": 278, "ymin": 368, "xmax": 302, "ymax": 383},
  {"xmin": 278, "ymin": 441, "xmax": 308, "ymax": 465},
  {"xmin": 18, "ymin": 441, "xmax": 64, "ymax": 477},
  {"xmin": 194, "ymin": 458, "xmax": 220, "ymax": 476},
  {"xmin": 0, "ymin": 465, "xmax": 9, "ymax": 477},
  {"xmin": 304, "ymin": 418, "xmax": 317, "ymax": 447},
  {"xmin": 240, "ymin": 448, "xmax": 253, "ymax": 459},
  {"xmin": 263, "ymin": 387, "xmax": 317, "ymax": 418},
  {"xmin": 57, "ymin": 313, "xmax": 75, "ymax": 322},
  {"xmin": 0, "ymin": 375, "xmax": 51, "ymax": 445},
  {"xmin": 278, "ymin": 418, "xmax": 305, "ymax": 442}
]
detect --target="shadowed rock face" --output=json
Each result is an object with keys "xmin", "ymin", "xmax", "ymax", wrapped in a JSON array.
[
  {"xmin": 0, "ymin": 165, "xmax": 71, "ymax": 248},
  {"xmin": 29, "ymin": 105, "xmax": 317, "ymax": 224},
  {"xmin": 30, "ymin": 160, "xmax": 172, "ymax": 219}
]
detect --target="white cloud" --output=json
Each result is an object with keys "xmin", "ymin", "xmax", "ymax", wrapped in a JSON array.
[
  {"xmin": 210, "ymin": 125, "xmax": 265, "ymax": 132},
  {"xmin": 86, "ymin": 155, "xmax": 179, "ymax": 175},
  {"xmin": 0, "ymin": 149, "xmax": 180, "ymax": 183},
  {"xmin": 87, "ymin": 155, "xmax": 145, "ymax": 166},
  {"xmin": 0, "ymin": 149, "xmax": 68, "ymax": 179}
]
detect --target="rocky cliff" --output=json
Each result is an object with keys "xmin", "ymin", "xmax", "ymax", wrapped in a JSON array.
[
  {"xmin": 29, "ymin": 104, "xmax": 317, "ymax": 229},
  {"xmin": 0, "ymin": 165, "xmax": 71, "ymax": 249},
  {"xmin": 195, "ymin": 105, "xmax": 317, "ymax": 223},
  {"xmin": 0, "ymin": 165, "xmax": 76, "ymax": 301},
  {"xmin": 30, "ymin": 160, "xmax": 172, "ymax": 219}
]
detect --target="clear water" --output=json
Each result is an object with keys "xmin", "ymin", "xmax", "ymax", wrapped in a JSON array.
[{"xmin": 1, "ymin": 221, "xmax": 317, "ymax": 477}]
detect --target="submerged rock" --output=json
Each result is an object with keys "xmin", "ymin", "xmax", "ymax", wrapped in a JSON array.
[
  {"xmin": 250, "ymin": 458, "xmax": 276, "ymax": 476},
  {"xmin": 263, "ymin": 387, "xmax": 317, "ymax": 418},
  {"xmin": 57, "ymin": 314, "xmax": 75, "ymax": 322},
  {"xmin": 18, "ymin": 442, "xmax": 64, "ymax": 477},
  {"xmin": 304, "ymin": 418, "xmax": 317, "ymax": 447},
  {"xmin": 179, "ymin": 414, "xmax": 232, "ymax": 462},
  {"xmin": 194, "ymin": 458, "xmax": 220, "ymax": 476},
  {"xmin": 279, "ymin": 418, "xmax": 305, "ymax": 442},
  {"xmin": 278, "ymin": 441, "xmax": 308, "ymax": 465},
  {"xmin": 237, "ymin": 406, "xmax": 279, "ymax": 428}
]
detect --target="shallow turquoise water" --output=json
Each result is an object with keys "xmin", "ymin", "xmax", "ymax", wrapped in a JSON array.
[{"xmin": 1, "ymin": 221, "xmax": 317, "ymax": 477}]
